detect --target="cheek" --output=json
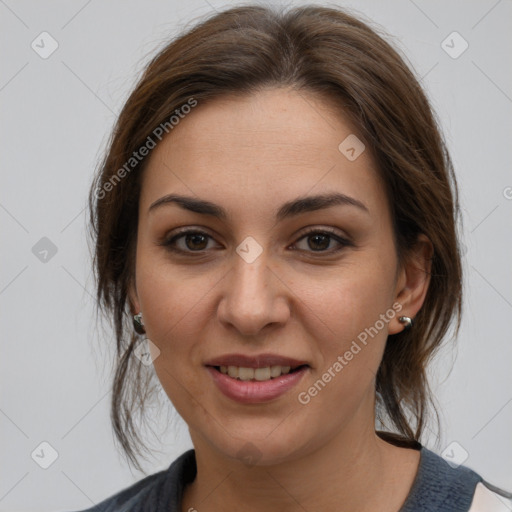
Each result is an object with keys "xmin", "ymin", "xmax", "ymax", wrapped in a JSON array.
[
  {"xmin": 137, "ymin": 260, "xmax": 217, "ymax": 355},
  {"xmin": 136, "ymin": 236, "xmax": 220, "ymax": 316},
  {"xmin": 295, "ymin": 254, "xmax": 396, "ymax": 344},
  {"xmin": 135, "ymin": 253, "xmax": 222, "ymax": 401},
  {"xmin": 289, "ymin": 254, "xmax": 396, "ymax": 401},
  {"xmin": 291, "ymin": 279, "xmax": 391, "ymax": 426}
]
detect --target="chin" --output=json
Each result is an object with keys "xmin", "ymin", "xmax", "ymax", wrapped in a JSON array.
[{"xmin": 208, "ymin": 434, "xmax": 308, "ymax": 468}]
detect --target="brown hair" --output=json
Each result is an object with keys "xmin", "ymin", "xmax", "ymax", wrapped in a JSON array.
[{"xmin": 88, "ymin": 4, "xmax": 463, "ymax": 471}]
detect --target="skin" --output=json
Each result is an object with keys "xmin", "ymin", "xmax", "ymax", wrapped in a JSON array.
[{"xmin": 128, "ymin": 87, "xmax": 433, "ymax": 512}]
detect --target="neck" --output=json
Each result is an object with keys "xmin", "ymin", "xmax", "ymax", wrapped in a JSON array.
[{"xmin": 182, "ymin": 423, "xmax": 420, "ymax": 512}]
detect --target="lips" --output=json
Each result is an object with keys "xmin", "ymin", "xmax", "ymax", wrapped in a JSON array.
[
  {"xmin": 204, "ymin": 353, "xmax": 311, "ymax": 403},
  {"xmin": 204, "ymin": 353, "xmax": 309, "ymax": 369},
  {"xmin": 206, "ymin": 364, "xmax": 310, "ymax": 403}
]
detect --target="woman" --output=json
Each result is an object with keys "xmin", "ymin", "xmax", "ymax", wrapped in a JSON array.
[{"xmin": 80, "ymin": 4, "xmax": 511, "ymax": 511}]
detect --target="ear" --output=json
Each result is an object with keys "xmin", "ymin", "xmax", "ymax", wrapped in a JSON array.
[
  {"xmin": 127, "ymin": 279, "xmax": 140, "ymax": 317},
  {"xmin": 388, "ymin": 234, "xmax": 433, "ymax": 335}
]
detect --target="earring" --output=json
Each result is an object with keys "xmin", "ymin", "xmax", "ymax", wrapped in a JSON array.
[
  {"xmin": 399, "ymin": 316, "xmax": 413, "ymax": 330},
  {"xmin": 133, "ymin": 312, "xmax": 146, "ymax": 335}
]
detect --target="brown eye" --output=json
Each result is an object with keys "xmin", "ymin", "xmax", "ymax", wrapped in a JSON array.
[
  {"xmin": 183, "ymin": 232, "xmax": 209, "ymax": 251},
  {"xmin": 293, "ymin": 228, "xmax": 352, "ymax": 254},
  {"xmin": 159, "ymin": 227, "xmax": 352, "ymax": 256},
  {"xmin": 306, "ymin": 233, "xmax": 331, "ymax": 251},
  {"xmin": 161, "ymin": 229, "xmax": 216, "ymax": 253}
]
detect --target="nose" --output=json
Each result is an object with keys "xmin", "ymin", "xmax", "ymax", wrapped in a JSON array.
[{"xmin": 217, "ymin": 249, "xmax": 290, "ymax": 338}]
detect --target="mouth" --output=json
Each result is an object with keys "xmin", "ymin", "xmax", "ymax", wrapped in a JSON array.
[
  {"xmin": 208, "ymin": 363, "xmax": 310, "ymax": 382},
  {"xmin": 204, "ymin": 353, "xmax": 311, "ymax": 402}
]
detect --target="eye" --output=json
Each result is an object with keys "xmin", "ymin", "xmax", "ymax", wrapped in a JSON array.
[
  {"xmin": 160, "ymin": 229, "xmax": 217, "ymax": 253},
  {"xmin": 292, "ymin": 227, "xmax": 351, "ymax": 254},
  {"xmin": 159, "ymin": 227, "xmax": 352, "ymax": 255}
]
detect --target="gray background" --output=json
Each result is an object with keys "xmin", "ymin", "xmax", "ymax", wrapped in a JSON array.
[{"xmin": 1, "ymin": 0, "xmax": 511, "ymax": 510}]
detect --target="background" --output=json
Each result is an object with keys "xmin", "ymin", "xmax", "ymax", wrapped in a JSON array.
[{"xmin": 1, "ymin": 0, "xmax": 511, "ymax": 510}]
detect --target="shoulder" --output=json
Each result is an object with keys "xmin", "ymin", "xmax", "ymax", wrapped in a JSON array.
[
  {"xmin": 469, "ymin": 481, "xmax": 512, "ymax": 512},
  {"xmin": 67, "ymin": 449, "xmax": 196, "ymax": 512},
  {"xmin": 401, "ymin": 446, "xmax": 512, "ymax": 512}
]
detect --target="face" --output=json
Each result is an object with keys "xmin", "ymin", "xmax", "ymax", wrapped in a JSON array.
[{"xmin": 129, "ymin": 88, "xmax": 415, "ymax": 465}]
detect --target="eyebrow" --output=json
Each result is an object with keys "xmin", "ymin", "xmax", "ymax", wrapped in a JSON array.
[{"xmin": 148, "ymin": 192, "xmax": 369, "ymax": 221}]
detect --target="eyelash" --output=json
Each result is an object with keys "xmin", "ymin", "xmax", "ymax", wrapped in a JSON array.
[{"xmin": 158, "ymin": 227, "xmax": 352, "ymax": 256}]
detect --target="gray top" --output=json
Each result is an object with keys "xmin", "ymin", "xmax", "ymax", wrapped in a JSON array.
[{"xmin": 69, "ymin": 445, "xmax": 508, "ymax": 512}]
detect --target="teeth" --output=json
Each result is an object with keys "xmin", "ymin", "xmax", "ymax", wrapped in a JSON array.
[
  {"xmin": 219, "ymin": 365, "xmax": 293, "ymax": 381},
  {"xmin": 255, "ymin": 367, "xmax": 271, "ymax": 380},
  {"xmin": 270, "ymin": 366, "xmax": 282, "ymax": 378},
  {"xmin": 239, "ymin": 367, "xmax": 255, "ymax": 381}
]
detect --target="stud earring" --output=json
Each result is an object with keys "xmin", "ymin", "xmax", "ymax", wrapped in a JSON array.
[
  {"xmin": 133, "ymin": 312, "xmax": 146, "ymax": 335},
  {"xmin": 399, "ymin": 316, "xmax": 413, "ymax": 330}
]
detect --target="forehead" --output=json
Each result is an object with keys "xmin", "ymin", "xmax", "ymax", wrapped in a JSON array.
[{"xmin": 140, "ymin": 88, "xmax": 386, "ymax": 221}]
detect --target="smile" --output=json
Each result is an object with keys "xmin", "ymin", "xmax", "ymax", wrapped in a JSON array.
[
  {"xmin": 214, "ymin": 364, "xmax": 307, "ymax": 381},
  {"xmin": 206, "ymin": 365, "xmax": 310, "ymax": 403}
]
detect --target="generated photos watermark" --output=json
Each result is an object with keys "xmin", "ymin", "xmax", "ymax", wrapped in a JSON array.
[
  {"xmin": 297, "ymin": 302, "xmax": 403, "ymax": 405},
  {"xmin": 95, "ymin": 97, "xmax": 198, "ymax": 200}
]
